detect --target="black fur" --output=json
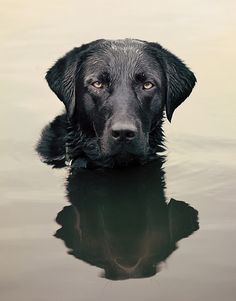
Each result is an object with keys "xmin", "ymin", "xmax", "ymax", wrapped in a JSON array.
[
  {"xmin": 37, "ymin": 39, "xmax": 196, "ymax": 169},
  {"xmin": 54, "ymin": 159, "xmax": 199, "ymax": 280}
]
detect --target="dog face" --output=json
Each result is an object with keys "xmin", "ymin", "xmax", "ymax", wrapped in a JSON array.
[
  {"xmin": 76, "ymin": 40, "xmax": 166, "ymax": 159},
  {"xmin": 46, "ymin": 39, "xmax": 196, "ymax": 163}
]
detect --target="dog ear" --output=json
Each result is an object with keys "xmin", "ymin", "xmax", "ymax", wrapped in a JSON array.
[
  {"xmin": 148, "ymin": 43, "xmax": 196, "ymax": 122},
  {"xmin": 45, "ymin": 43, "xmax": 94, "ymax": 119},
  {"xmin": 45, "ymin": 48, "xmax": 79, "ymax": 118},
  {"xmin": 167, "ymin": 198, "xmax": 199, "ymax": 242}
]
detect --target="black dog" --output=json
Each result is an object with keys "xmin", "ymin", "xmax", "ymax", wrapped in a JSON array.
[
  {"xmin": 37, "ymin": 39, "xmax": 196, "ymax": 169},
  {"xmin": 55, "ymin": 160, "xmax": 199, "ymax": 280}
]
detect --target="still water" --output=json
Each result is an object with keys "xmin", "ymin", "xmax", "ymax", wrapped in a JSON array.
[{"xmin": 1, "ymin": 0, "xmax": 236, "ymax": 300}]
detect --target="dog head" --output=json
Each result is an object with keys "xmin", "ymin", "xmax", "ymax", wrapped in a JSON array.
[{"xmin": 46, "ymin": 39, "xmax": 196, "ymax": 162}]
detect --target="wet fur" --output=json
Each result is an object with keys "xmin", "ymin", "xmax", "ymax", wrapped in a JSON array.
[
  {"xmin": 37, "ymin": 113, "xmax": 165, "ymax": 169},
  {"xmin": 37, "ymin": 39, "xmax": 196, "ymax": 169}
]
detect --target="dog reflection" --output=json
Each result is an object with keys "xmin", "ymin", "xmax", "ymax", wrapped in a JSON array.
[{"xmin": 55, "ymin": 160, "xmax": 199, "ymax": 280}]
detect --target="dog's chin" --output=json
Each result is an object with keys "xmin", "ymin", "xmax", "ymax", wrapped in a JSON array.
[
  {"xmin": 101, "ymin": 149, "xmax": 147, "ymax": 167},
  {"xmin": 98, "ymin": 140, "xmax": 149, "ymax": 167},
  {"xmin": 113, "ymin": 151, "xmax": 137, "ymax": 166}
]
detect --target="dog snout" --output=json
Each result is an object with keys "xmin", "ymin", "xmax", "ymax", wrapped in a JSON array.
[{"xmin": 111, "ymin": 122, "xmax": 137, "ymax": 142}]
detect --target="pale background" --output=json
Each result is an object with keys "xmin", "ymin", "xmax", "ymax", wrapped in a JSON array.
[{"xmin": 0, "ymin": 1, "xmax": 236, "ymax": 300}]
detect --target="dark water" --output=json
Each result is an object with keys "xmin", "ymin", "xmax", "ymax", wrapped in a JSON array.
[{"xmin": 1, "ymin": 1, "xmax": 236, "ymax": 300}]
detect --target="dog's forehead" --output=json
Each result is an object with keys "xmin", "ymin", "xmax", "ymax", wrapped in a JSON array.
[
  {"xmin": 83, "ymin": 39, "xmax": 160, "ymax": 77},
  {"xmin": 105, "ymin": 39, "xmax": 145, "ymax": 54}
]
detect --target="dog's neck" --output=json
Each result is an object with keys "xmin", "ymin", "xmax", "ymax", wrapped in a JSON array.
[
  {"xmin": 36, "ymin": 114, "xmax": 165, "ymax": 170},
  {"xmin": 66, "ymin": 117, "xmax": 165, "ymax": 169}
]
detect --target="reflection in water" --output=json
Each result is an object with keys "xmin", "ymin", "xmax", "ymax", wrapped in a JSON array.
[
  {"xmin": 55, "ymin": 161, "xmax": 198, "ymax": 280},
  {"xmin": 37, "ymin": 117, "xmax": 199, "ymax": 280}
]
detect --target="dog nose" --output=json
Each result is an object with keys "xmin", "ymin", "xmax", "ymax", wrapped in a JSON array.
[{"xmin": 111, "ymin": 123, "xmax": 137, "ymax": 141}]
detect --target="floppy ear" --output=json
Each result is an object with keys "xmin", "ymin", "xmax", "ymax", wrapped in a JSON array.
[
  {"xmin": 45, "ymin": 42, "xmax": 95, "ymax": 119},
  {"xmin": 167, "ymin": 198, "xmax": 199, "ymax": 242},
  {"xmin": 148, "ymin": 43, "xmax": 197, "ymax": 122},
  {"xmin": 45, "ymin": 48, "xmax": 80, "ymax": 119}
]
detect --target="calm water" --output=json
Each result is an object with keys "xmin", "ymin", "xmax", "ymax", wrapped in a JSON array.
[{"xmin": 1, "ymin": 0, "xmax": 236, "ymax": 300}]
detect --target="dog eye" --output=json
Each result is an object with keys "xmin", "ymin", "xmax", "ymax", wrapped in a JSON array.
[
  {"xmin": 92, "ymin": 81, "xmax": 104, "ymax": 89},
  {"xmin": 143, "ymin": 82, "xmax": 154, "ymax": 90}
]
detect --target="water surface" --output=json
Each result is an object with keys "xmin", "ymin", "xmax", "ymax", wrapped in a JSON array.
[{"xmin": 1, "ymin": 1, "xmax": 236, "ymax": 300}]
